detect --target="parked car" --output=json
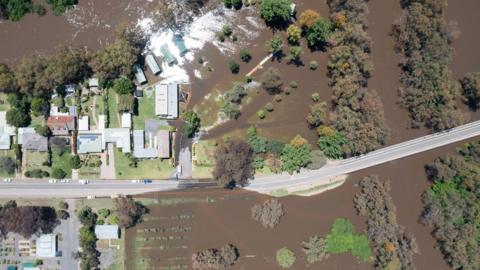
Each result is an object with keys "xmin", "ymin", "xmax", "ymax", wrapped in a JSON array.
[
  {"xmin": 143, "ymin": 179, "xmax": 153, "ymax": 184},
  {"xmin": 131, "ymin": 179, "xmax": 141, "ymax": 183},
  {"xmin": 48, "ymin": 179, "xmax": 57, "ymax": 184},
  {"xmin": 79, "ymin": 179, "xmax": 89, "ymax": 184},
  {"xmin": 3, "ymin": 178, "xmax": 12, "ymax": 183}
]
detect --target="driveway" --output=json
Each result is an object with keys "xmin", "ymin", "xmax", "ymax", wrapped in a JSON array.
[
  {"xmin": 56, "ymin": 199, "xmax": 80, "ymax": 270},
  {"xmin": 100, "ymin": 143, "xmax": 115, "ymax": 179},
  {"xmin": 177, "ymin": 146, "xmax": 192, "ymax": 179}
]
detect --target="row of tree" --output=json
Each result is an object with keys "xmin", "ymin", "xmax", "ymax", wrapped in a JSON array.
[
  {"xmin": 326, "ymin": 0, "xmax": 389, "ymax": 156},
  {"xmin": 354, "ymin": 175, "xmax": 419, "ymax": 269},
  {"xmin": 392, "ymin": 0, "xmax": 467, "ymax": 131},
  {"xmin": 421, "ymin": 141, "xmax": 480, "ymax": 269}
]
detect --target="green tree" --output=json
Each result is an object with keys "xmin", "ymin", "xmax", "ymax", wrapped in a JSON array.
[
  {"xmin": 317, "ymin": 126, "xmax": 346, "ymax": 159},
  {"xmin": 117, "ymin": 94, "xmax": 134, "ymax": 112},
  {"xmin": 182, "ymin": 110, "xmax": 201, "ymax": 138},
  {"xmin": 30, "ymin": 97, "xmax": 49, "ymax": 116},
  {"xmin": 289, "ymin": 46, "xmax": 303, "ymax": 63},
  {"xmin": 0, "ymin": 0, "xmax": 32, "ymax": 21},
  {"xmin": 286, "ymin": 24, "xmax": 301, "ymax": 44},
  {"xmin": 276, "ymin": 247, "xmax": 296, "ymax": 268},
  {"xmin": 281, "ymin": 135, "xmax": 312, "ymax": 174},
  {"xmin": 231, "ymin": 0, "xmax": 242, "ymax": 9},
  {"xmin": 0, "ymin": 63, "xmax": 16, "ymax": 93},
  {"xmin": 461, "ymin": 72, "xmax": 480, "ymax": 110},
  {"xmin": 6, "ymin": 108, "xmax": 30, "ymax": 127},
  {"xmin": 34, "ymin": 125, "xmax": 51, "ymax": 137},
  {"xmin": 113, "ymin": 77, "xmax": 135, "ymax": 95},
  {"xmin": 306, "ymin": 17, "xmax": 331, "ymax": 49},
  {"xmin": 266, "ymin": 35, "xmax": 283, "ymax": 54},
  {"xmin": 77, "ymin": 206, "xmax": 97, "ymax": 227},
  {"xmin": 0, "ymin": 156, "xmax": 16, "ymax": 175},
  {"xmin": 70, "ymin": 155, "xmax": 81, "ymax": 169},
  {"xmin": 260, "ymin": 0, "xmax": 292, "ymax": 26},
  {"xmin": 247, "ymin": 126, "xmax": 267, "ymax": 154}
]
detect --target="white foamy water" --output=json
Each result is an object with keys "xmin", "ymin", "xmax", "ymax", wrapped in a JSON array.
[{"xmin": 137, "ymin": 6, "xmax": 265, "ymax": 84}]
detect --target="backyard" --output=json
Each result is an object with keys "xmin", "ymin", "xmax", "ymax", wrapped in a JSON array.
[{"xmin": 133, "ymin": 86, "xmax": 156, "ymax": 130}]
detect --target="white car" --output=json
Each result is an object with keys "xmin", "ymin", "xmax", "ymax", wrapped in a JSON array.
[
  {"xmin": 3, "ymin": 178, "xmax": 12, "ymax": 183},
  {"xmin": 130, "ymin": 179, "xmax": 141, "ymax": 183},
  {"xmin": 79, "ymin": 179, "xmax": 89, "ymax": 184},
  {"xmin": 48, "ymin": 179, "xmax": 57, "ymax": 184}
]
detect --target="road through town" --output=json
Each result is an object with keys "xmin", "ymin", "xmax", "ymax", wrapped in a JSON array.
[{"xmin": 2, "ymin": 120, "xmax": 480, "ymax": 197}]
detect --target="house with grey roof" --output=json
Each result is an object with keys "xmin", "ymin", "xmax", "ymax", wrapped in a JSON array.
[
  {"xmin": 77, "ymin": 131, "xmax": 103, "ymax": 154},
  {"xmin": 133, "ymin": 129, "xmax": 170, "ymax": 159},
  {"xmin": 18, "ymin": 128, "xmax": 48, "ymax": 152},
  {"xmin": 155, "ymin": 84, "xmax": 179, "ymax": 119}
]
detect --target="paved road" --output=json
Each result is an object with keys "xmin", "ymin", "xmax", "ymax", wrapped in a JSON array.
[
  {"xmin": 2, "ymin": 120, "xmax": 480, "ymax": 197},
  {"xmin": 245, "ymin": 120, "xmax": 480, "ymax": 193},
  {"xmin": 0, "ymin": 180, "xmax": 179, "ymax": 198}
]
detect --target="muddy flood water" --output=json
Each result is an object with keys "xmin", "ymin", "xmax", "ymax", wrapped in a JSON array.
[{"xmin": 132, "ymin": 137, "xmax": 480, "ymax": 269}]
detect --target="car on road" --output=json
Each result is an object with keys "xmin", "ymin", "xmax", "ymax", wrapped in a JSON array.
[
  {"xmin": 48, "ymin": 179, "xmax": 57, "ymax": 184},
  {"xmin": 60, "ymin": 179, "xmax": 70, "ymax": 183},
  {"xmin": 3, "ymin": 178, "xmax": 12, "ymax": 183},
  {"xmin": 79, "ymin": 179, "xmax": 89, "ymax": 184},
  {"xmin": 143, "ymin": 179, "xmax": 152, "ymax": 184},
  {"xmin": 130, "ymin": 179, "xmax": 141, "ymax": 183}
]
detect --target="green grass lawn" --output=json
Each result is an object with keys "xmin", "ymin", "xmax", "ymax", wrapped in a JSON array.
[
  {"xmin": 133, "ymin": 87, "xmax": 156, "ymax": 130},
  {"xmin": 51, "ymin": 150, "xmax": 73, "ymax": 178},
  {"xmin": 193, "ymin": 89, "xmax": 224, "ymax": 128},
  {"xmin": 25, "ymin": 151, "xmax": 50, "ymax": 172},
  {"xmin": 108, "ymin": 89, "xmax": 120, "ymax": 128},
  {"xmin": 29, "ymin": 115, "xmax": 45, "ymax": 127},
  {"xmin": 79, "ymin": 165, "xmax": 100, "ymax": 178},
  {"xmin": 114, "ymin": 148, "xmax": 173, "ymax": 179},
  {"xmin": 0, "ymin": 149, "xmax": 16, "ymax": 177},
  {"xmin": 193, "ymin": 140, "xmax": 216, "ymax": 166}
]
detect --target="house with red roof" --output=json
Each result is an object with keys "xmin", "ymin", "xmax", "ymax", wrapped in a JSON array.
[{"xmin": 47, "ymin": 115, "xmax": 75, "ymax": 136}]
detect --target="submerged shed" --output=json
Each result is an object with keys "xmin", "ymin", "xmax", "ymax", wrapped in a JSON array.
[
  {"xmin": 173, "ymin": 34, "xmax": 188, "ymax": 56},
  {"xmin": 160, "ymin": 44, "xmax": 177, "ymax": 66},
  {"xmin": 133, "ymin": 64, "xmax": 147, "ymax": 84},
  {"xmin": 146, "ymin": 54, "xmax": 161, "ymax": 75}
]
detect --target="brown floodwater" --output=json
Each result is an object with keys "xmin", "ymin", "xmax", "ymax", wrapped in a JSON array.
[
  {"xmin": 0, "ymin": 0, "xmax": 156, "ymax": 63},
  {"xmin": 130, "ymin": 137, "xmax": 479, "ymax": 269}
]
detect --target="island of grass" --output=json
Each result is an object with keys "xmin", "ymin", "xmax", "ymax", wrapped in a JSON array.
[{"xmin": 325, "ymin": 218, "xmax": 372, "ymax": 262}]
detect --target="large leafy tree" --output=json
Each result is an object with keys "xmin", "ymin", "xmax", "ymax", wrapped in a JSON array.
[
  {"xmin": 0, "ymin": 64, "xmax": 16, "ymax": 93},
  {"xmin": 461, "ymin": 72, "xmax": 480, "ymax": 110},
  {"xmin": 182, "ymin": 110, "xmax": 201, "ymax": 138},
  {"xmin": 281, "ymin": 135, "xmax": 312, "ymax": 174},
  {"xmin": 45, "ymin": 0, "xmax": 76, "ymax": 16},
  {"xmin": 212, "ymin": 139, "xmax": 253, "ymax": 188},
  {"xmin": 317, "ymin": 126, "xmax": 346, "ymax": 159},
  {"xmin": 306, "ymin": 17, "xmax": 331, "ymax": 49},
  {"xmin": 260, "ymin": 0, "xmax": 292, "ymax": 26}
]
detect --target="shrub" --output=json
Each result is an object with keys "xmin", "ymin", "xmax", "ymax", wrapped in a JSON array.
[
  {"xmin": 261, "ymin": 67, "xmax": 283, "ymax": 95},
  {"xmin": 276, "ymin": 247, "xmax": 295, "ymax": 268},
  {"xmin": 266, "ymin": 35, "xmax": 283, "ymax": 54},
  {"xmin": 252, "ymin": 155, "xmax": 265, "ymax": 170},
  {"xmin": 311, "ymin": 92, "xmax": 320, "ymax": 102},
  {"xmin": 301, "ymin": 235, "xmax": 327, "ymax": 264},
  {"xmin": 0, "ymin": 156, "xmax": 16, "ymax": 175},
  {"xmin": 274, "ymin": 94, "xmax": 282, "ymax": 102},
  {"xmin": 257, "ymin": 109, "xmax": 266, "ymax": 119},
  {"xmin": 45, "ymin": 0, "xmax": 76, "ymax": 16},
  {"xmin": 307, "ymin": 150, "xmax": 326, "ymax": 170},
  {"xmin": 217, "ymin": 31, "xmax": 226, "ymax": 42},
  {"xmin": 57, "ymin": 209, "xmax": 69, "ymax": 220},
  {"xmin": 222, "ymin": 25, "xmax": 233, "ymax": 37},
  {"xmin": 281, "ymin": 135, "xmax": 312, "ymax": 173},
  {"xmin": 70, "ymin": 155, "xmax": 81, "ymax": 169},
  {"xmin": 265, "ymin": 102, "xmax": 274, "ymax": 112},
  {"xmin": 182, "ymin": 110, "xmax": 201, "ymax": 138},
  {"xmin": 224, "ymin": 0, "xmax": 232, "ymax": 8},
  {"xmin": 306, "ymin": 17, "xmax": 331, "ymax": 49},
  {"xmin": 52, "ymin": 168, "xmax": 66, "ymax": 179},
  {"xmin": 228, "ymin": 59, "xmax": 240, "ymax": 74},
  {"xmin": 306, "ymin": 102, "xmax": 327, "ymax": 128},
  {"xmin": 289, "ymin": 81, "xmax": 298, "ymax": 88},
  {"xmin": 325, "ymin": 218, "xmax": 372, "ymax": 261},
  {"xmin": 309, "ymin": 60, "xmax": 319, "ymax": 70},
  {"xmin": 289, "ymin": 46, "xmax": 303, "ymax": 63},
  {"xmin": 232, "ymin": 0, "xmax": 242, "ymax": 9},
  {"xmin": 317, "ymin": 126, "xmax": 346, "ymax": 159},
  {"xmin": 247, "ymin": 126, "xmax": 267, "ymax": 154},
  {"xmin": 224, "ymin": 83, "xmax": 247, "ymax": 104},
  {"xmin": 192, "ymin": 244, "xmax": 239, "ymax": 269},
  {"xmin": 221, "ymin": 102, "xmax": 241, "ymax": 119},
  {"xmin": 239, "ymin": 49, "xmax": 252, "ymax": 63},
  {"xmin": 113, "ymin": 77, "xmax": 135, "ymax": 95},
  {"xmin": 251, "ymin": 199, "xmax": 284, "ymax": 228}
]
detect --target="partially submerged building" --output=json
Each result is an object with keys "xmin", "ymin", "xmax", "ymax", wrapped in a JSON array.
[
  {"xmin": 47, "ymin": 115, "xmax": 75, "ymax": 136},
  {"xmin": 173, "ymin": 34, "xmax": 188, "ymax": 56},
  {"xmin": 146, "ymin": 54, "xmax": 161, "ymax": 75},
  {"xmin": 18, "ymin": 128, "xmax": 48, "ymax": 152},
  {"xmin": 155, "ymin": 84, "xmax": 179, "ymax": 119},
  {"xmin": 160, "ymin": 44, "xmax": 177, "ymax": 66}
]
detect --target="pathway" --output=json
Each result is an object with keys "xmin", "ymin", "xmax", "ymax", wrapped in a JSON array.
[{"xmin": 245, "ymin": 53, "xmax": 273, "ymax": 77}]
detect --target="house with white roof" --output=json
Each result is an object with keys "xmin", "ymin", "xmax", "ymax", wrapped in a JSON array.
[
  {"xmin": 95, "ymin": 225, "xmax": 120, "ymax": 240},
  {"xmin": 155, "ymin": 84, "xmax": 178, "ymax": 119},
  {"xmin": 79, "ymin": 116, "xmax": 89, "ymax": 131},
  {"xmin": 36, "ymin": 234, "xmax": 57, "ymax": 258},
  {"xmin": 121, "ymin": 113, "xmax": 131, "ymax": 128},
  {"xmin": 0, "ymin": 111, "xmax": 15, "ymax": 150}
]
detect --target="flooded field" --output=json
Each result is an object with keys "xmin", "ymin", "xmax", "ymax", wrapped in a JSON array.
[{"xmin": 130, "ymin": 137, "xmax": 479, "ymax": 269}]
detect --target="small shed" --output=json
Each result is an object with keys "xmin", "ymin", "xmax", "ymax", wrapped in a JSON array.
[
  {"xmin": 146, "ymin": 54, "xmax": 161, "ymax": 75},
  {"xmin": 134, "ymin": 89, "xmax": 144, "ymax": 98},
  {"xmin": 95, "ymin": 225, "xmax": 120, "ymax": 240},
  {"xmin": 79, "ymin": 116, "xmax": 89, "ymax": 131},
  {"xmin": 36, "ymin": 234, "xmax": 57, "ymax": 258},
  {"xmin": 133, "ymin": 64, "xmax": 147, "ymax": 84},
  {"xmin": 160, "ymin": 44, "xmax": 177, "ymax": 66},
  {"xmin": 173, "ymin": 34, "xmax": 188, "ymax": 56},
  {"xmin": 121, "ymin": 113, "xmax": 131, "ymax": 128},
  {"xmin": 88, "ymin": 78, "xmax": 99, "ymax": 88}
]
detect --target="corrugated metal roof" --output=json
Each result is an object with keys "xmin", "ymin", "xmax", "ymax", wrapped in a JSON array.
[
  {"xmin": 95, "ymin": 225, "xmax": 119, "ymax": 240},
  {"xmin": 146, "ymin": 54, "xmax": 161, "ymax": 75}
]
